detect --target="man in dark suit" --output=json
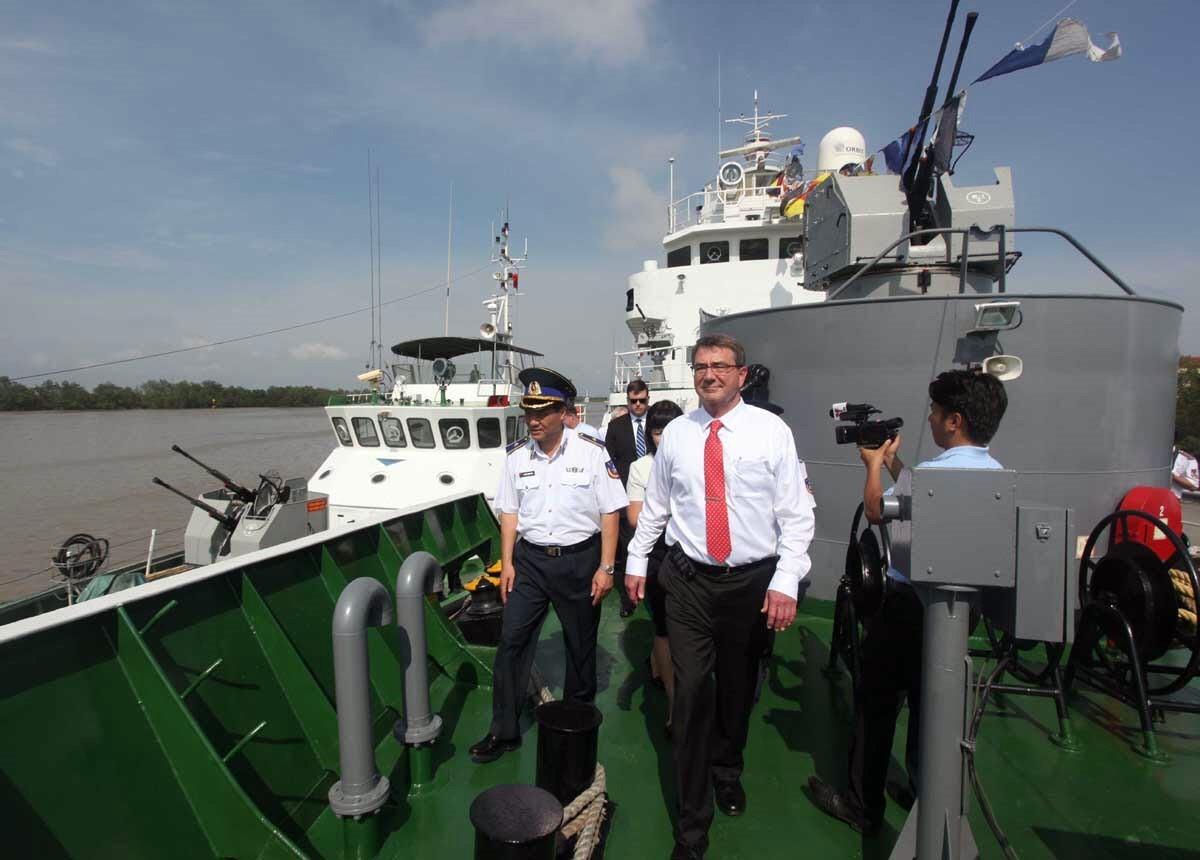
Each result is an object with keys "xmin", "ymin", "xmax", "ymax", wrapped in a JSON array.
[{"xmin": 604, "ymin": 380, "xmax": 651, "ymax": 616}]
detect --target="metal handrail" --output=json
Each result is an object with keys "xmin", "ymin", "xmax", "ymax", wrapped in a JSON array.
[
  {"xmin": 824, "ymin": 225, "xmax": 1136, "ymax": 301},
  {"xmin": 667, "ymin": 184, "xmax": 800, "ymax": 231}
]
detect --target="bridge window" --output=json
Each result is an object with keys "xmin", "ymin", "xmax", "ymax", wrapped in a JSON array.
[
  {"xmin": 407, "ymin": 418, "xmax": 436, "ymax": 449},
  {"xmin": 439, "ymin": 418, "xmax": 471, "ymax": 450},
  {"xmin": 352, "ymin": 417, "xmax": 380, "ymax": 447},
  {"xmin": 625, "ymin": 288, "xmax": 634, "ymax": 312},
  {"xmin": 667, "ymin": 246, "xmax": 691, "ymax": 268},
  {"xmin": 779, "ymin": 236, "xmax": 804, "ymax": 258},
  {"xmin": 739, "ymin": 238, "xmax": 769, "ymax": 261},
  {"xmin": 379, "ymin": 417, "xmax": 407, "ymax": 447},
  {"xmin": 700, "ymin": 241, "xmax": 729, "ymax": 264},
  {"xmin": 477, "ymin": 417, "xmax": 502, "ymax": 449},
  {"xmin": 331, "ymin": 417, "xmax": 352, "ymax": 446}
]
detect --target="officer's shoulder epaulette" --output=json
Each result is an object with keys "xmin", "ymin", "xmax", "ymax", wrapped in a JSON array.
[
  {"xmin": 577, "ymin": 433, "xmax": 606, "ymax": 449},
  {"xmin": 506, "ymin": 439, "xmax": 527, "ymax": 454}
]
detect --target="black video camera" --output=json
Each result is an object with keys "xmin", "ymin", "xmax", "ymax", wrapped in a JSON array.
[{"xmin": 830, "ymin": 402, "xmax": 904, "ymax": 449}]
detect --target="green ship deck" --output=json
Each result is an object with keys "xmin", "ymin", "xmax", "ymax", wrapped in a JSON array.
[{"xmin": 3, "ymin": 495, "xmax": 1200, "ymax": 859}]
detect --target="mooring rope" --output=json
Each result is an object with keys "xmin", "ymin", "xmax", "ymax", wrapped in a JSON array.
[{"xmin": 526, "ymin": 666, "xmax": 608, "ymax": 860}]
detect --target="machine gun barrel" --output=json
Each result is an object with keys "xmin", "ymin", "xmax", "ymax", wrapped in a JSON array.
[
  {"xmin": 170, "ymin": 444, "xmax": 256, "ymax": 503},
  {"xmin": 908, "ymin": 11, "xmax": 979, "ymax": 215},
  {"xmin": 902, "ymin": 0, "xmax": 961, "ymax": 203},
  {"xmin": 152, "ymin": 477, "xmax": 239, "ymax": 532}
]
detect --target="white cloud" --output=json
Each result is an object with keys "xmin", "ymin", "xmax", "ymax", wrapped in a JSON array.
[
  {"xmin": 289, "ymin": 342, "xmax": 349, "ymax": 360},
  {"xmin": 6, "ymin": 137, "xmax": 58, "ymax": 167},
  {"xmin": 603, "ymin": 166, "xmax": 667, "ymax": 251},
  {"xmin": 424, "ymin": 0, "xmax": 652, "ymax": 66}
]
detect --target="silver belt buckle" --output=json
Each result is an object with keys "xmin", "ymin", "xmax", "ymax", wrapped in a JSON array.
[{"xmin": 546, "ymin": 545, "xmax": 562, "ymax": 557}]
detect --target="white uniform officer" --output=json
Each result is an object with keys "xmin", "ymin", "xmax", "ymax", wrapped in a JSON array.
[{"xmin": 470, "ymin": 367, "xmax": 628, "ymax": 764}]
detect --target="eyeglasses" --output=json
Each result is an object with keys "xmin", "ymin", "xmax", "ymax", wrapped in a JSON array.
[
  {"xmin": 627, "ymin": 397, "xmax": 649, "ymax": 404},
  {"xmin": 691, "ymin": 363, "xmax": 742, "ymax": 375}
]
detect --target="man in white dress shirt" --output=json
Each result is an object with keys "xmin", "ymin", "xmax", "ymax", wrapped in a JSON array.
[
  {"xmin": 627, "ymin": 333, "xmax": 815, "ymax": 859},
  {"xmin": 470, "ymin": 368, "xmax": 628, "ymax": 764}
]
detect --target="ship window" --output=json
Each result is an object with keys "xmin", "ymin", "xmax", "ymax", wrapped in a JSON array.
[
  {"xmin": 439, "ymin": 418, "xmax": 471, "ymax": 450},
  {"xmin": 667, "ymin": 246, "xmax": 691, "ymax": 268},
  {"xmin": 625, "ymin": 288, "xmax": 634, "ymax": 312},
  {"xmin": 331, "ymin": 417, "xmax": 352, "ymax": 446},
  {"xmin": 407, "ymin": 418, "xmax": 436, "ymax": 449},
  {"xmin": 352, "ymin": 417, "xmax": 380, "ymax": 447},
  {"xmin": 477, "ymin": 417, "xmax": 502, "ymax": 449},
  {"xmin": 739, "ymin": 238, "xmax": 769, "ymax": 261},
  {"xmin": 779, "ymin": 236, "xmax": 804, "ymax": 258},
  {"xmin": 700, "ymin": 241, "xmax": 728, "ymax": 264},
  {"xmin": 379, "ymin": 417, "xmax": 407, "ymax": 447},
  {"xmin": 506, "ymin": 416, "xmax": 517, "ymax": 442}
]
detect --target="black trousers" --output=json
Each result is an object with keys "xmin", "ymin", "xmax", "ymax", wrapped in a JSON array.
[
  {"xmin": 489, "ymin": 538, "xmax": 602, "ymax": 740},
  {"xmin": 847, "ymin": 583, "xmax": 924, "ymax": 828},
  {"xmin": 660, "ymin": 551, "xmax": 775, "ymax": 853}
]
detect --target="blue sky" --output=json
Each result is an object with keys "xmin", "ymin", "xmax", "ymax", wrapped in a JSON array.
[{"xmin": 2, "ymin": 0, "xmax": 1197, "ymax": 394}]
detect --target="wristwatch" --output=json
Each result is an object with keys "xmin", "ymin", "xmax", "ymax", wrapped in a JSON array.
[{"xmin": 599, "ymin": 563, "xmax": 615, "ymax": 575}]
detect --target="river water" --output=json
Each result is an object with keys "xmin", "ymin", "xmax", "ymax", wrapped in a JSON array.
[{"xmin": 0, "ymin": 408, "xmax": 332, "ymax": 603}]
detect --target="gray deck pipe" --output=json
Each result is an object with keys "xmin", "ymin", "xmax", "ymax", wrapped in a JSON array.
[
  {"xmin": 329, "ymin": 577, "xmax": 394, "ymax": 818},
  {"xmin": 393, "ymin": 551, "xmax": 445, "ymax": 747}
]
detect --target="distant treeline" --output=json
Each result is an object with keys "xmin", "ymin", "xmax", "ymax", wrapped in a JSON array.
[
  {"xmin": 1176, "ymin": 362, "xmax": 1200, "ymax": 455},
  {"xmin": 0, "ymin": 377, "xmax": 347, "ymax": 411}
]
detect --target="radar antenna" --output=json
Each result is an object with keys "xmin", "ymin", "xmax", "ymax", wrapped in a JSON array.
[
  {"xmin": 479, "ymin": 209, "xmax": 529, "ymax": 386},
  {"xmin": 719, "ymin": 91, "xmax": 803, "ymax": 169}
]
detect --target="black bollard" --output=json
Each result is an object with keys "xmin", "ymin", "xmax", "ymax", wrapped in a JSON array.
[
  {"xmin": 534, "ymin": 701, "xmax": 603, "ymax": 805},
  {"xmin": 470, "ymin": 784, "xmax": 562, "ymax": 860}
]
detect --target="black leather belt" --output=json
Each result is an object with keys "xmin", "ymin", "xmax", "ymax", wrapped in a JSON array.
[
  {"xmin": 520, "ymin": 534, "xmax": 599, "ymax": 557},
  {"xmin": 684, "ymin": 552, "xmax": 778, "ymax": 577}
]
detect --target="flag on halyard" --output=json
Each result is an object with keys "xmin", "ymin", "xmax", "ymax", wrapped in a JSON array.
[
  {"xmin": 973, "ymin": 19, "xmax": 1121, "ymax": 84},
  {"xmin": 882, "ymin": 127, "xmax": 915, "ymax": 177},
  {"xmin": 930, "ymin": 91, "xmax": 967, "ymax": 174}
]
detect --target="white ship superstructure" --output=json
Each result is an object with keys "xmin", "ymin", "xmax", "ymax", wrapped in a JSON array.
[
  {"xmin": 610, "ymin": 94, "xmax": 868, "ymax": 411},
  {"xmin": 311, "ymin": 219, "xmax": 539, "ymax": 527}
]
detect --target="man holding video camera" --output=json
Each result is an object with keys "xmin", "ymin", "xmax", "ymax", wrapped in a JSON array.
[{"xmin": 810, "ymin": 369, "xmax": 1007, "ymax": 835}]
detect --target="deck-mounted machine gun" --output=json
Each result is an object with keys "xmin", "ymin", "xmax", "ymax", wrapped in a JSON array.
[{"xmin": 153, "ymin": 445, "xmax": 330, "ymax": 566}]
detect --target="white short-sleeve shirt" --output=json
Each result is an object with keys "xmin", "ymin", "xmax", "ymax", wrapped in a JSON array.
[{"xmin": 495, "ymin": 427, "xmax": 628, "ymax": 545}]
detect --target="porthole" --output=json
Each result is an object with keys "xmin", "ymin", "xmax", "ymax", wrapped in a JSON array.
[
  {"xmin": 371, "ymin": 473, "xmax": 386, "ymax": 484},
  {"xmin": 318, "ymin": 469, "xmax": 332, "ymax": 480},
  {"xmin": 438, "ymin": 473, "xmax": 455, "ymax": 486}
]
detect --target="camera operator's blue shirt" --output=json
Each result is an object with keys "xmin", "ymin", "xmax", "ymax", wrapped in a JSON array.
[{"xmin": 885, "ymin": 445, "xmax": 1003, "ymax": 584}]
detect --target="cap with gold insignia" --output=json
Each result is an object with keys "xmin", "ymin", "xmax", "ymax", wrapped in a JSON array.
[{"xmin": 517, "ymin": 367, "xmax": 576, "ymax": 411}]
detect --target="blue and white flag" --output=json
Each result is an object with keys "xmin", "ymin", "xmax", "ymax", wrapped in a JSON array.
[
  {"xmin": 973, "ymin": 19, "xmax": 1121, "ymax": 84},
  {"xmin": 882, "ymin": 127, "xmax": 915, "ymax": 177}
]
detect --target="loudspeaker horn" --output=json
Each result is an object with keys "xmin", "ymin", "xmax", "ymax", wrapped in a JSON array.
[
  {"xmin": 479, "ymin": 322, "xmax": 496, "ymax": 340},
  {"xmin": 982, "ymin": 354, "xmax": 1023, "ymax": 381}
]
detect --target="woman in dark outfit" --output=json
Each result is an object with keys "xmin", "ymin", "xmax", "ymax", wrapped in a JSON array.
[{"xmin": 625, "ymin": 399, "xmax": 685, "ymax": 727}]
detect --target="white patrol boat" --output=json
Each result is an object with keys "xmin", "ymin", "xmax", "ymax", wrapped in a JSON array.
[
  {"xmin": 608, "ymin": 93, "xmax": 870, "ymax": 414},
  {"xmin": 310, "ymin": 223, "xmax": 540, "ymax": 528}
]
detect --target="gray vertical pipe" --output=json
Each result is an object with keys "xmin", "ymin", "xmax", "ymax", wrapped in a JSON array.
[
  {"xmin": 394, "ymin": 551, "xmax": 445, "ymax": 744},
  {"xmin": 914, "ymin": 584, "xmax": 975, "ymax": 860},
  {"xmin": 329, "ymin": 577, "xmax": 394, "ymax": 817}
]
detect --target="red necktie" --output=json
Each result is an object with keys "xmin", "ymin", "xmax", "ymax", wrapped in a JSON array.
[{"xmin": 704, "ymin": 420, "xmax": 731, "ymax": 563}]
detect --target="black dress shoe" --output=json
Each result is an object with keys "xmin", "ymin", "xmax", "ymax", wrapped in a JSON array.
[
  {"xmin": 714, "ymin": 779, "xmax": 746, "ymax": 816},
  {"xmin": 469, "ymin": 733, "xmax": 521, "ymax": 763},
  {"xmin": 669, "ymin": 843, "xmax": 703, "ymax": 860},
  {"xmin": 808, "ymin": 776, "xmax": 877, "ymax": 835}
]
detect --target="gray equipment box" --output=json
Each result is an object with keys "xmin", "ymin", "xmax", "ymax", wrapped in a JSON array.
[
  {"xmin": 909, "ymin": 467, "xmax": 1017, "ymax": 588},
  {"xmin": 981, "ymin": 505, "xmax": 1075, "ymax": 644}
]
